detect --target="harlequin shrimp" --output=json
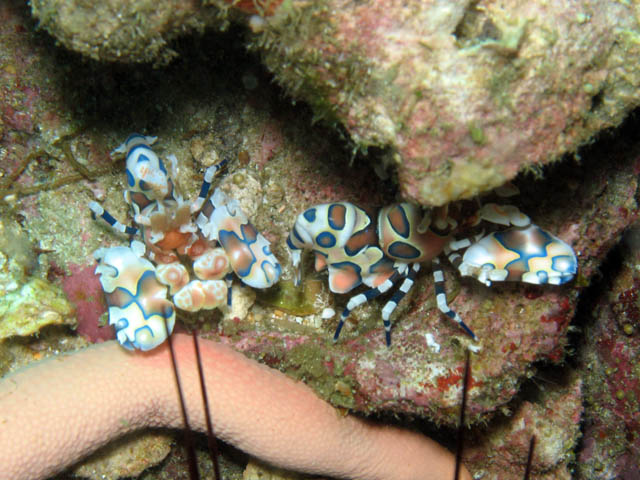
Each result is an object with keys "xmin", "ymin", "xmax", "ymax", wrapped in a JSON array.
[
  {"xmin": 91, "ymin": 134, "xmax": 281, "ymax": 350},
  {"xmin": 287, "ymin": 200, "xmax": 577, "ymax": 346},
  {"xmin": 94, "ymin": 241, "xmax": 176, "ymax": 351}
]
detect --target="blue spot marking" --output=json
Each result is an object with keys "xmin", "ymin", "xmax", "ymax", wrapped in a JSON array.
[
  {"xmin": 329, "ymin": 261, "xmax": 363, "ymax": 290},
  {"xmin": 330, "ymin": 261, "xmax": 362, "ymax": 274},
  {"xmin": 262, "ymin": 244, "xmax": 273, "ymax": 257},
  {"xmin": 344, "ymin": 243, "xmax": 363, "ymax": 257},
  {"xmin": 388, "ymin": 205, "xmax": 411, "ymax": 238},
  {"xmin": 314, "ymin": 250, "xmax": 328, "ymax": 260},
  {"xmin": 388, "ymin": 241, "xmax": 421, "ymax": 259},
  {"xmin": 316, "ymin": 231, "xmax": 336, "ymax": 248},
  {"xmin": 126, "ymin": 169, "xmax": 134, "ymax": 187},
  {"xmin": 136, "ymin": 325, "xmax": 155, "ymax": 337},
  {"xmin": 536, "ymin": 271, "xmax": 549, "ymax": 284},
  {"xmin": 261, "ymin": 260, "xmax": 282, "ymax": 284},
  {"xmin": 119, "ymin": 339, "xmax": 135, "ymax": 351},
  {"xmin": 133, "ymin": 325, "xmax": 156, "ymax": 349},
  {"xmin": 286, "ymin": 236, "xmax": 298, "ymax": 250},
  {"xmin": 115, "ymin": 317, "xmax": 129, "ymax": 330},
  {"xmin": 368, "ymin": 254, "xmax": 395, "ymax": 274},
  {"xmin": 327, "ymin": 204, "xmax": 346, "ymax": 230},
  {"xmin": 240, "ymin": 224, "xmax": 258, "ymax": 245},
  {"xmin": 139, "ymin": 180, "xmax": 150, "ymax": 191},
  {"xmin": 303, "ymin": 208, "xmax": 317, "ymax": 223}
]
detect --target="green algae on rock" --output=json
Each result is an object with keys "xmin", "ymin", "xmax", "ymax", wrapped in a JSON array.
[
  {"xmin": 256, "ymin": 278, "xmax": 328, "ymax": 316},
  {"xmin": 0, "ymin": 216, "xmax": 75, "ymax": 339},
  {"xmin": 243, "ymin": 460, "xmax": 307, "ymax": 480},
  {"xmin": 0, "ymin": 278, "xmax": 76, "ymax": 340},
  {"xmin": 73, "ymin": 431, "xmax": 173, "ymax": 480},
  {"xmin": 0, "ymin": 218, "xmax": 38, "ymax": 295},
  {"xmin": 30, "ymin": 0, "xmax": 225, "ymax": 65}
]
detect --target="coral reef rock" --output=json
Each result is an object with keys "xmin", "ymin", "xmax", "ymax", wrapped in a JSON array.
[
  {"xmin": 30, "ymin": 0, "xmax": 640, "ymax": 205},
  {"xmin": 577, "ymin": 226, "xmax": 640, "ymax": 479},
  {"xmin": 73, "ymin": 431, "xmax": 173, "ymax": 480},
  {"xmin": 0, "ymin": 278, "xmax": 76, "ymax": 340},
  {"xmin": 0, "ymin": 218, "xmax": 76, "ymax": 340},
  {"xmin": 255, "ymin": 0, "xmax": 640, "ymax": 205},
  {"xmin": 465, "ymin": 371, "xmax": 583, "ymax": 480},
  {"xmin": 30, "ymin": 0, "xmax": 223, "ymax": 65}
]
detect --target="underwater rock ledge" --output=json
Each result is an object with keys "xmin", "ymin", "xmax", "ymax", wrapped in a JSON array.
[{"xmin": 30, "ymin": 0, "xmax": 640, "ymax": 206}]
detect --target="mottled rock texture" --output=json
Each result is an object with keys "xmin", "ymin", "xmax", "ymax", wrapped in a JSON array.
[
  {"xmin": 30, "ymin": 0, "xmax": 640, "ymax": 206},
  {"xmin": 29, "ymin": 0, "xmax": 221, "ymax": 65},
  {"xmin": 464, "ymin": 371, "xmax": 583, "ymax": 479},
  {"xmin": 577, "ymin": 227, "xmax": 640, "ymax": 479},
  {"xmin": 255, "ymin": 0, "xmax": 640, "ymax": 205}
]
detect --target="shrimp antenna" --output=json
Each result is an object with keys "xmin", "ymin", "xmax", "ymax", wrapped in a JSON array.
[
  {"xmin": 165, "ymin": 320, "xmax": 200, "ymax": 480},
  {"xmin": 454, "ymin": 349, "xmax": 471, "ymax": 479},
  {"xmin": 192, "ymin": 331, "xmax": 222, "ymax": 480},
  {"xmin": 523, "ymin": 435, "xmax": 536, "ymax": 480}
]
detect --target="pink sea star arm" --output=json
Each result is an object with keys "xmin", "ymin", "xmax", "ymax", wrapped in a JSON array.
[{"xmin": 0, "ymin": 334, "xmax": 470, "ymax": 480}]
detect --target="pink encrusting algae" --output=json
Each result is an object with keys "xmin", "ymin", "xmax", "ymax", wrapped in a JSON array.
[{"xmin": 61, "ymin": 262, "xmax": 115, "ymax": 343}]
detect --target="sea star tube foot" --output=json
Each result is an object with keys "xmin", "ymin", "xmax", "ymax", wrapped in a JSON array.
[{"xmin": 0, "ymin": 334, "xmax": 471, "ymax": 480}]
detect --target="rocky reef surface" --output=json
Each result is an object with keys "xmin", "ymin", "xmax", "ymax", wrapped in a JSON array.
[
  {"xmin": 577, "ymin": 227, "xmax": 640, "ymax": 479},
  {"xmin": 0, "ymin": 0, "xmax": 638, "ymax": 478},
  {"xmin": 29, "ymin": 0, "xmax": 640, "ymax": 206}
]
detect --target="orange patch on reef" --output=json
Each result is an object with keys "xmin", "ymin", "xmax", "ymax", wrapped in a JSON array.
[{"xmin": 436, "ymin": 366, "xmax": 482, "ymax": 392}]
